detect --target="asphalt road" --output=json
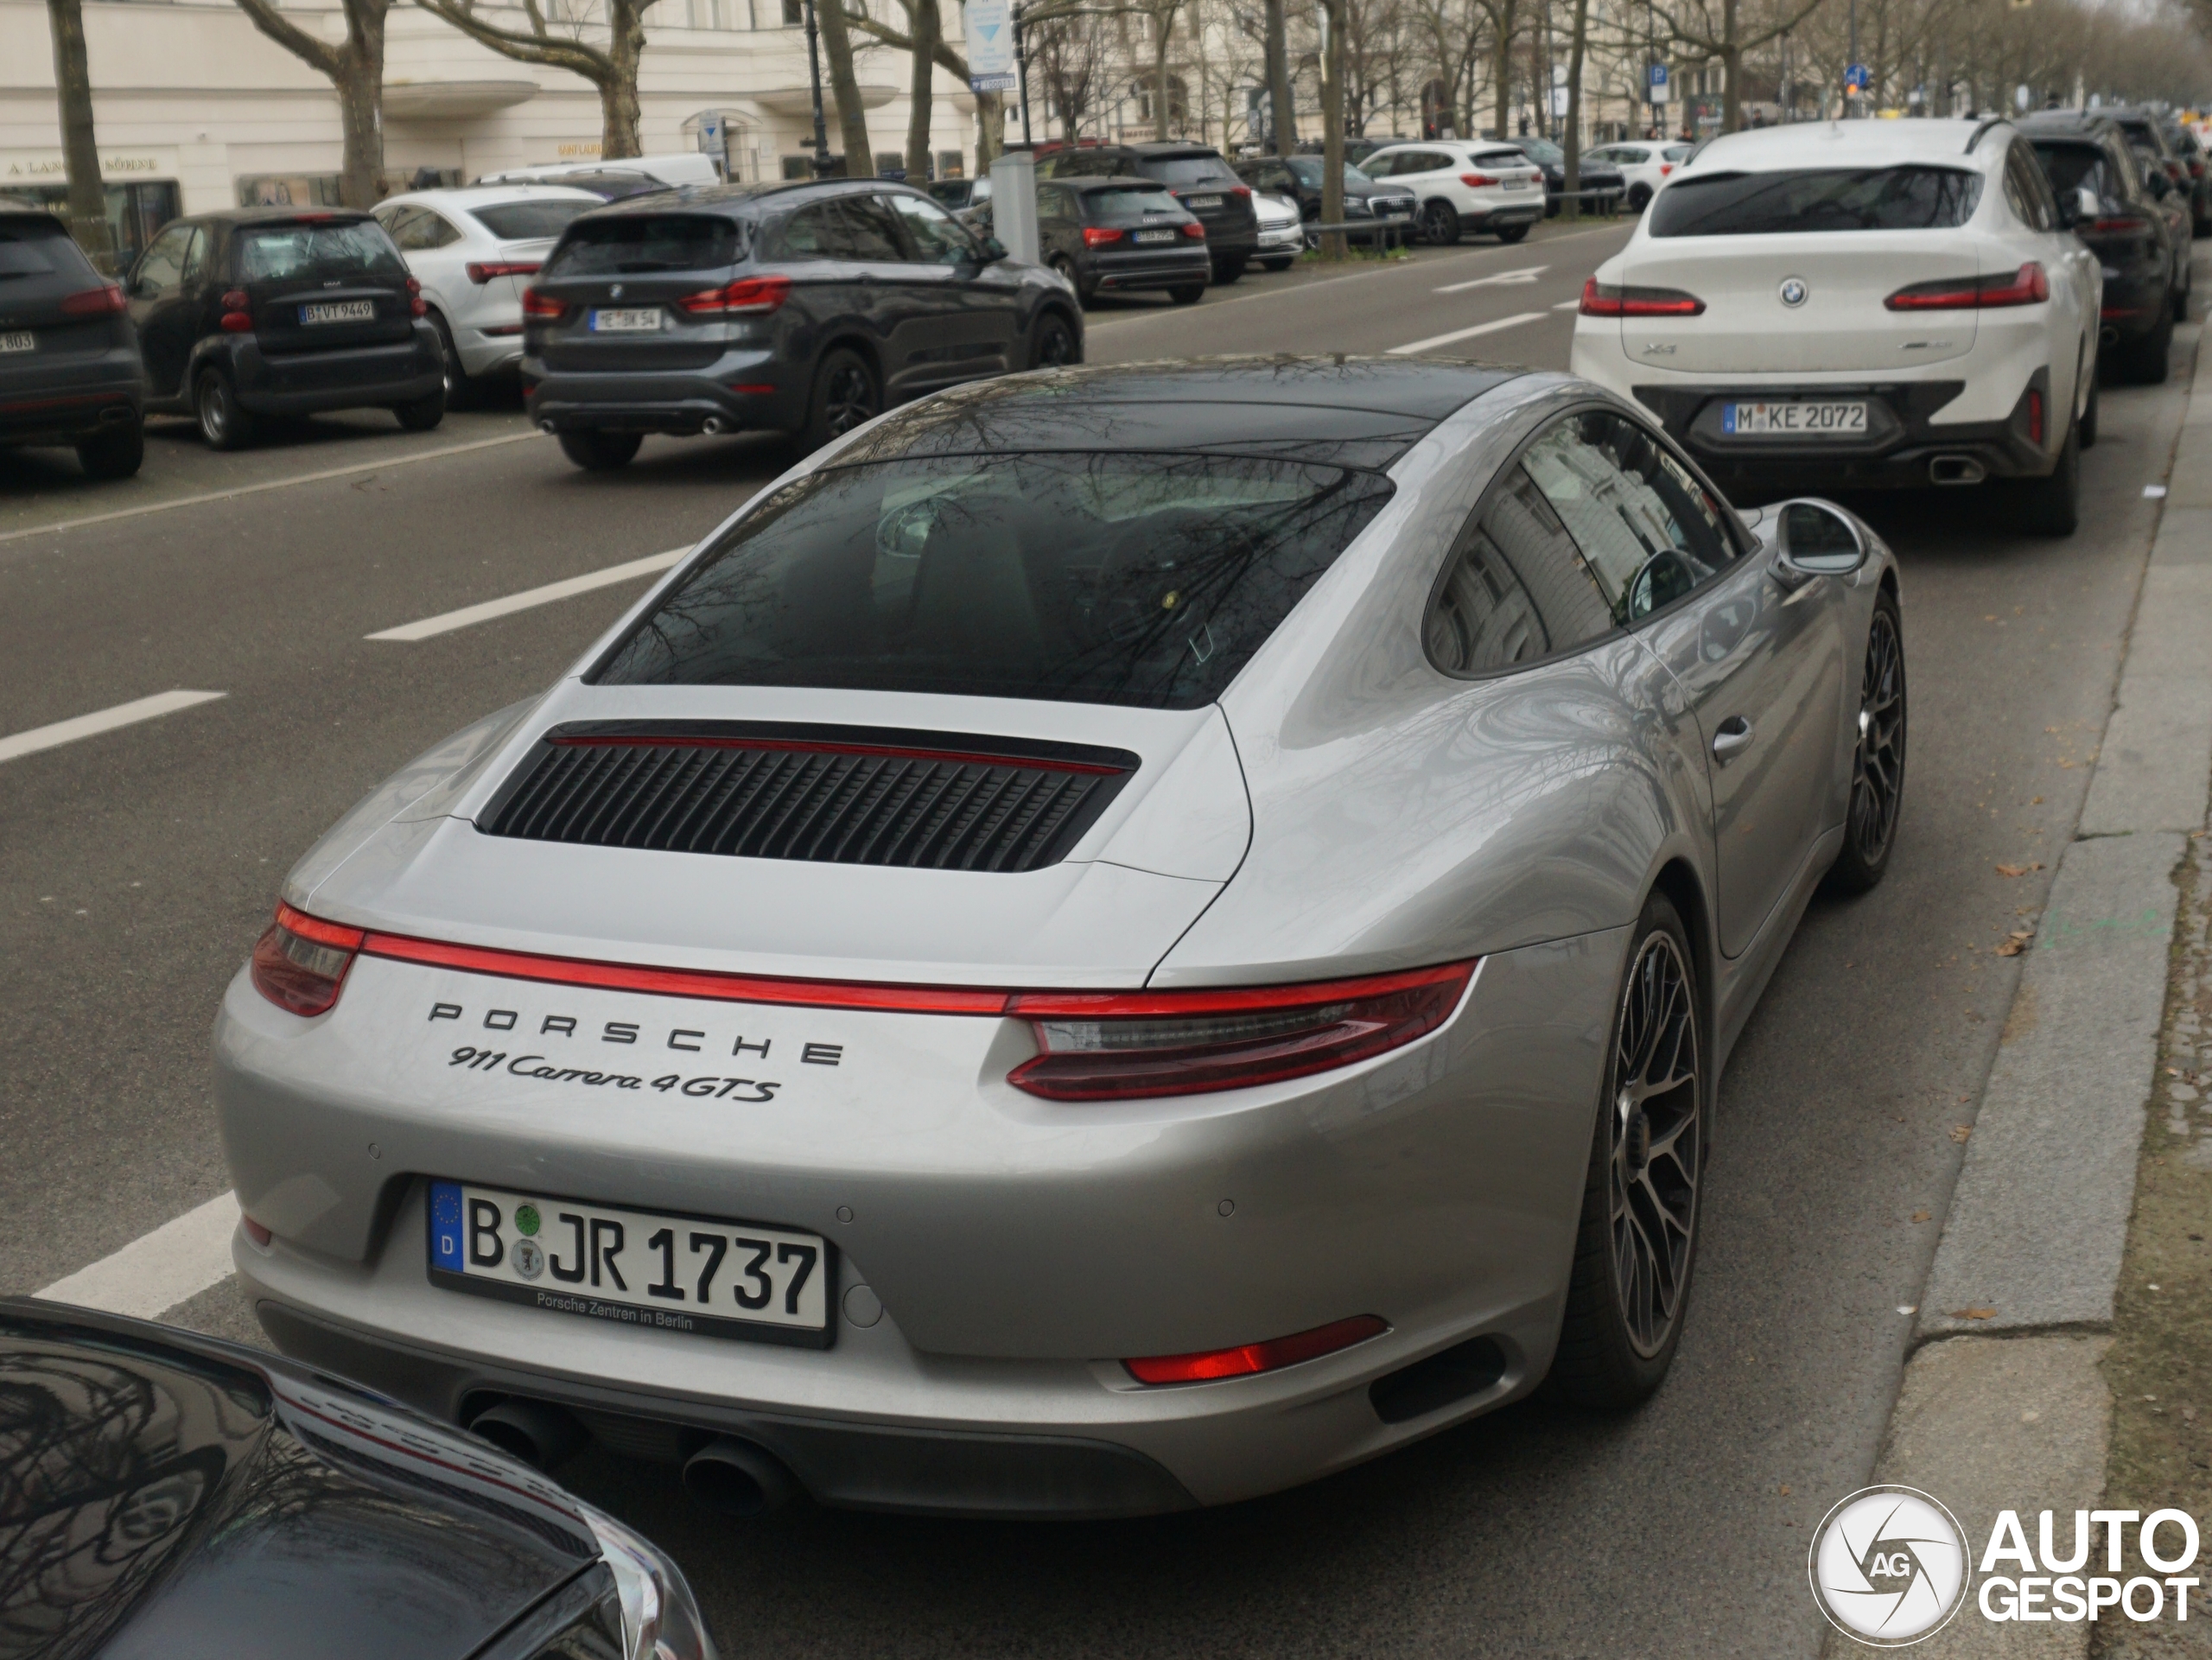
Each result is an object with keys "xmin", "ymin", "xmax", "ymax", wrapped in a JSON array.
[{"xmin": 1, "ymin": 219, "xmax": 2194, "ymax": 1657}]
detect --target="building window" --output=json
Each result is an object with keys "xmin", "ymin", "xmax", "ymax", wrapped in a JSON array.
[
  {"xmin": 937, "ymin": 149, "xmax": 963, "ymax": 179},
  {"xmin": 237, "ymin": 174, "xmax": 344, "ymax": 208},
  {"xmin": 19, "ymin": 181, "xmax": 178, "ymax": 271},
  {"xmin": 781, "ymin": 0, "xmax": 802, "ymax": 22}
]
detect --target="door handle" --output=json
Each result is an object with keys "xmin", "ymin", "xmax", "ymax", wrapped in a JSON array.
[{"xmin": 1712, "ymin": 717, "xmax": 1754, "ymax": 764}]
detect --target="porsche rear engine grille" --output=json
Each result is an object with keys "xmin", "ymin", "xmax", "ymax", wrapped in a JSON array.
[{"xmin": 480, "ymin": 724, "xmax": 1139, "ymax": 874}]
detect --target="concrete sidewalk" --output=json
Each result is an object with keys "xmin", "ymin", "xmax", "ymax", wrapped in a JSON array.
[{"xmin": 1826, "ymin": 334, "xmax": 2212, "ymax": 1657}]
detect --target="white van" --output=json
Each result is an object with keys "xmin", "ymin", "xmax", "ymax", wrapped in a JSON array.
[{"xmin": 474, "ymin": 153, "xmax": 722, "ymax": 189}]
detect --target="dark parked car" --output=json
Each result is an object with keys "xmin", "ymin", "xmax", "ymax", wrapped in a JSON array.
[
  {"xmin": 1033, "ymin": 176, "xmax": 1212, "ymax": 303},
  {"xmin": 2099, "ymin": 106, "xmax": 2196, "ymax": 234},
  {"xmin": 521, "ymin": 180, "xmax": 1083, "ymax": 469},
  {"xmin": 2021, "ymin": 112, "xmax": 2186, "ymax": 384},
  {"xmin": 1504, "ymin": 137, "xmax": 1625, "ymax": 216},
  {"xmin": 124, "ymin": 208, "xmax": 444, "ymax": 450},
  {"xmin": 925, "ymin": 175, "xmax": 989, "ymax": 211},
  {"xmin": 1230, "ymin": 156, "xmax": 1418, "ymax": 243},
  {"xmin": 0, "ymin": 209, "xmax": 144, "ymax": 480},
  {"xmin": 1033, "ymin": 142, "xmax": 1260, "ymax": 282},
  {"xmin": 2161, "ymin": 121, "xmax": 2212, "ymax": 234},
  {"xmin": 0, "ymin": 1298, "xmax": 715, "ymax": 1659}
]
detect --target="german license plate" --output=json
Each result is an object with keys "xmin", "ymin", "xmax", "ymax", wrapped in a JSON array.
[
  {"xmin": 591, "ymin": 307, "xmax": 664, "ymax": 333},
  {"xmin": 1723, "ymin": 400, "xmax": 1868, "ymax": 436},
  {"xmin": 428, "ymin": 1179, "xmax": 831, "ymax": 1345},
  {"xmin": 0, "ymin": 331, "xmax": 32, "ymax": 353},
  {"xmin": 1133, "ymin": 228, "xmax": 1177, "ymax": 244},
  {"xmin": 1504, "ymin": 178, "xmax": 1532, "ymax": 190},
  {"xmin": 299, "ymin": 300, "xmax": 374, "ymax": 325},
  {"xmin": 1186, "ymin": 195, "xmax": 1223, "ymax": 209}
]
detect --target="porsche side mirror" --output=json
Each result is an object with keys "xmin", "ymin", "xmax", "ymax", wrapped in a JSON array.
[{"xmin": 1774, "ymin": 499, "xmax": 1868, "ymax": 582}]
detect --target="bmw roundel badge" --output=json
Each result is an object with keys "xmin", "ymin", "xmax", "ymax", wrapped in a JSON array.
[{"xmin": 1780, "ymin": 277, "xmax": 1808, "ymax": 308}]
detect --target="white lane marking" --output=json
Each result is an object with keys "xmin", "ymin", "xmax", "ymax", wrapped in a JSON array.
[
  {"xmin": 35, "ymin": 1191, "xmax": 240, "ymax": 1320},
  {"xmin": 1554, "ymin": 298, "xmax": 1583, "ymax": 310},
  {"xmin": 0, "ymin": 431, "xmax": 540, "ymax": 547},
  {"xmin": 1434, "ymin": 265, "xmax": 1548, "ymax": 293},
  {"xmin": 367, "ymin": 546, "xmax": 690, "ymax": 642},
  {"xmin": 0, "ymin": 690, "xmax": 226, "ymax": 765},
  {"xmin": 1388, "ymin": 311, "xmax": 1548, "ymax": 356}
]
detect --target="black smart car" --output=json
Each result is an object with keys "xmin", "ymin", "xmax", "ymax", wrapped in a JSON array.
[
  {"xmin": 0, "ymin": 1298, "xmax": 716, "ymax": 1658},
  {"xmin": 522, "ymin": 179, "xmax": 1084, "ymax": 469},
  {"xmin": 0, "ymin": 208, "xmax": 145, "ymax": 479},
  {"xmin": 1230, "ymin": 155, "xmax": 1418, "ymax": 244},
  {"xmin": 1033, "ymin": 142, "xmax": 1261, "ymax": 283},
  {"xmin": 1034, "ymin": 177, "xmax": 1212, "ymax": 303},
  {"xmin": 125, "ymin": 208, "xmax": 444, "ymax": 449},
  {"xmin": 2022, "ymin": 112, "xmax": 2186, "ymax": 384},
  {"xmin": 1504, "ymin": 137, "xmax": 1625, "ymax": 216}
]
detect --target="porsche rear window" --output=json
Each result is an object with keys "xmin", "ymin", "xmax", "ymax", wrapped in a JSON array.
[
  {"xmin": 1649, "ymin": 167, "xmax": 1984, "ymax": 235},
  {"xmin": 593, "ymin": 455, "xmax": 1395, "ymax": 709}
]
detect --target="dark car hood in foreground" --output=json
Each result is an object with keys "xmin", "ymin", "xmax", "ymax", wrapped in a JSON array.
[{"xmin": 0, "ymin": 1300, "xmax": 598, "ymax": 1660}]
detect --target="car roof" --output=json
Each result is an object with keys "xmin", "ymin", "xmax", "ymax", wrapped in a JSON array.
[
  {"xmin": 1070, "ymin": 174, "xmax": 1173, "ymax": 191},
  {"xmin": 574, "ymin": 177, "xmax": 939, "ymax": 221},
  {"xmin": 2016, "ymin": 112, "xmax": 2120, "ymax": 139},
  {"xmin": 178, "ymin": 206, "xmax": 378, "ymax": 227},
  {"xmin": 830, "ymin": 358, "xmax": 1529, "ymax": 472},
  {"xmin": 378, "ymin": 184, "xmax": 603, "ymax": 209},
  {"xmin": 1686, "ymin": 117, "xmax": 2004, "ymax": 173}
]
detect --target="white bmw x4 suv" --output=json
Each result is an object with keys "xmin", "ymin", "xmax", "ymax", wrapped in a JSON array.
[{"xmin": 1571, "ymin": 118, "xmax": 2101, "ymax": 534}]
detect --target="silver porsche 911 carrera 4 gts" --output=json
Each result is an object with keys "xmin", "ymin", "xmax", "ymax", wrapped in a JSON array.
[{"xmin": 215, "ymin": 359, "xmax": 1906, "ymax": 1519}]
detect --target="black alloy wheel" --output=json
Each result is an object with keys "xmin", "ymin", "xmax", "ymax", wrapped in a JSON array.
[
  {"xmin": 75, "ymin": 419, "xmax": 143, "ymax": 480},
  {"xmin": 194, "ymin": 369, "xmax": 253, "ymax": 451},
  {"xmin": 801, "ymin": 348, "xmax": 880, "ymax": 452},
  {"xmin": 1049, "ymin": 252, "xmax": 1096, "ymax": 306},
  {"xmin": 1553, "ymin": 891, "xmax": 1704, "ymax": 1407},
  {"xmin": 1420, "ymin": 199, "xmax": 1460, "ymax": 245},
  {"xmin": 1825, "ymin": 590, "xmax": 1907, "ymax": 895},
  {"xmin": 1496, "ymin": 222, "xmax": 1531, "ymax": 244},
  {"xmin": 430, "ymin": 313, "xmax": 474, "ymax": 410},
  {"xmin": 394, "ymin": 391, "xmax": 445, "ymax": 432},
  {"xmin": 1027, "ymin": 311, "xmax": 1080, "ymax": 370},
  {"xmin": 556, "ymin": 429, "xmax": 643, "ymax": 471},
  {"xmin": 1627, "ymin": 182, "xmax": 1653, "ymax": 211}
]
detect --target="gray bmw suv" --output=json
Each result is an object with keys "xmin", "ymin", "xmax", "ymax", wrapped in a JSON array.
[{"xmin": 521, "ymin": 180, "xmax": 1084, "ymax": 469}]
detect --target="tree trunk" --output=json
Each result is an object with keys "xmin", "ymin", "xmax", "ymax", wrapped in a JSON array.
[
  {"xmin": 1153, "ymin": 7, "xmax": 1173, "ymax": 140},
  {"xmin": 906, "ymin": 0, "xmax": 939, "ymax": 178},
  {"xmin": 43, "ymin": 0, "xmax": 114, "ymax": 274},
  {"xmin": 1492, "ymin": 0, "xmax": 1516, "ymax": 143},
  {"xmin": 818, "ymin": 0, "xmax": 875, "ymax": 174},
  {"xmin": 1720, "ymin": 39, "xmax": 1741, "ymax": 132},
  {"xmin": 334, "ymin": 60, "xmax": 385, "ymax": 207},
  {"xmin": 1319, "ymin": 0, "xmax": 1346, "ymax": 257},
  {"xmin": 1265, "ymin": 0, "xmax": 1296, "ymax": 154},
  {"xmin": 1561, "ymin": 0, "xmax": 1588, "ymax": 216},
  {"xmin": 597, "ymin": 1, "xmax": 644, "ymax": 158}
]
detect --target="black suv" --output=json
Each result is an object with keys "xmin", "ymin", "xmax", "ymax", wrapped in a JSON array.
[
  {"xmin": 2021, "ymin": 112, "xmax": 2187, "ymax": 384},
  {"xmin": 2162, "ymin": 122, "xmax": 2212, "ymax": 235},
  {"xmin": 521, "ymin": 180, "xmax": 1084, "ymax": 469},
  {"xmin": 125, "ymin": 209, "xmax": 443, "ymax": 449},
  {"xmin": 1032, "ymin": 143, "xmax": 1260, "ymax": 283},
  {"xmin": 1033, "ymin": 178, "xmax": 1211, "ymax": 303},
  {"xmin": 1230, "ymin": 156, "xmax": 1417, "ymax": 243},
  {"xmin": 0, "ymin": 209, "xmax": 145, "ymax": 479}
]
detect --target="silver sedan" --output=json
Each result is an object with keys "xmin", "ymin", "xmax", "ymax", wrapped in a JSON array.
[{"xmin": 214, "ymin": 359, "xmax": 1907, "ymax": 1518}]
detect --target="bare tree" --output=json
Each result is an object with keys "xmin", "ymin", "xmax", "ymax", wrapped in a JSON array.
[
  {"xmin": 1660, "ymin": 0, "xmax": 1831, "ymax": 133},
  {"xmin": 415, "ymin": 0, "xmax": 657, "ymax": 159},
  {"xmin": 233, "ymin": 0, "xmax": 389, "ymax": 206},
  {"xmin": 1318, "ymin": 0, "xmax": 1349, "ymax": 251},
  {"xmin": 1266, "ymin": 0, "xmax": 1298, "ymax": 150},
  {"xmin": 43, "ymin": 0, "xmax": 115, "ymax": 271},
  {"xmin": 1560, "ymin": 0, "xmax": 1589, "ymax": 211},
  {"xmin": 902, "ymin": 0, "xmax": 943, "ymax": 175}
]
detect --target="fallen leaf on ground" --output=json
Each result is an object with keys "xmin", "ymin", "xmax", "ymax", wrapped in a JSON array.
[
  {"xmin": 1779, "ymin": 1485, "xmax": 1791, "ymax": 1497},
  {"xmin": 1997, "ymin": 930, "xmax": 2035, "ymax": 957},
  {"xmin": 1949, "ymin": 1307, "xmax": 1998, "ymax": 1320},
  {"xmin": 1996, "ymin": 862, "xmax": 2044, "ymax": 877},
  {"xmin": 2032, "ymin": 795, "xmax": 2044, "ymax": 805},
  {"xmin": 1911, "ymin": 1210, "xmax": 1932, "ymax": 1222},
  {"xmin": 1951, "ymin": 1125, "xmax": 1974, "ymax": 1143}
]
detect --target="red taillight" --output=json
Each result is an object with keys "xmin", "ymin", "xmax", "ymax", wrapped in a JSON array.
[
  {"xmin": 1181, "ymin": 221, "xmax": 1207, "ymax": 238},
  {"xmin": 2167, "ymin": 160, "xmax": 2184, "ymax": 181},
  {"xmin": 1659, "ymin": 163, "xmax": 1675, "ymax": 175},
  {"xmin": 1230, "ymin": 184, "xmax": 1251, "ymax": 197},
  {"xmin": 1885, "ymin": 261, "xmax": 2048, "ymax": 310},
  {"xmin": 221, "ymin": 289, "xmax": 249, "ymax": 310},
  {"xmin": 677, "ymin": 273, "xmax": 792, "ymax": 315},
  {"xmin": 2092, "ymin": 214, "xmax": 2150, "ymax": 233},
  {"xmin": 728, "ymin": 381, "xmax": 777, "ymax": 394},
  {"xmin": 2101, "ymin": 305, "xmax": 2144, "ymax": 319},
  {"xmin": 1125, "ymin": 1315, "xmax": 1389, "ymax": 1385},
  {"xmin": 1083, "ymin": 226, "xmax": 1125, "ymax": 247},
  {"xmin": 1580, "ymin": 276, "xmax": 1706, "ymax": 316},
  {"xmin": 2027, "ymin": 388, "xmax": 2044, "ymax": 446},
  {"xmin": 522, "ymin": 287, "xmax": 568, "ymax": 320},
  {"xmin": 220, "ymin": 305, "xmax": 253, "ymax": 334},
  {"xmin": 250, "ymin": 902, "xmax": 364, "ymax": 1017},
  {"xmin": 406, "ymin": 275, "xmax": 427, "ymax": 317},
  {"xmin": 58, "ymin": 282, "xmax": 127, "ymax": 317},
  {"xmin": 242, "ymin": 1216, "xmax": 273, "ymax": 1248},
  {"xmin": 1459, "ymin": 173, "xmax": 1500, "ymax": 188},
  {"xmin": 466, "ymin": 259, "xmax": 543, "ymax": 283},
  {"xmin": 1004, "ymin": 960, "xmax": 1476, "ymax": 1101}
]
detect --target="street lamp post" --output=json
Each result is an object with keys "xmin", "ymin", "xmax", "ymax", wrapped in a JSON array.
[
  {"xmin": 1014, "ymin": 0, "xmax": 1033, "ymax": 143},
  {"xmin": 802, "ymin": 0, "xmax": 830, "ymax": 174}
]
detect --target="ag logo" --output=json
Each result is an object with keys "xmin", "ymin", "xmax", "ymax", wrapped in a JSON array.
[
  {"xmin": 1809, "ymin": 1485, "xmax": 1973, "ymax": 1646},
  {"xmin": 1780, "ymin": 277, "xmax": 1809, "ymax": 307}
]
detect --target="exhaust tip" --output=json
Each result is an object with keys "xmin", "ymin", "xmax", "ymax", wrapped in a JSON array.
[
  {"xmin": 681, "ymin": 1436, "xmax": 798, "ymax": 1518},
  {"xmin": 537, "ymin": 418, "xmax": 557, "ymax": 434},
  {"xmin": 1929, "ymin": 455, "xmax": 1987, "ymax": 486},
  {"xmin": 702, "ymin": 416, "xmax": 728, "ymax": 435},
  {"xmin": 467, "ymin": 1398, "xmax": 586, "ymax": 1471}
]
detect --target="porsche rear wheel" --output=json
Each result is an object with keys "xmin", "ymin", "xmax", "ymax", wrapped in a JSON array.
[
  {"xmin": 1824, "ymin": 590, "xmax": 1907, "ymax": 895},
  {"xmin": 1552, "ymin": 892, "xmax": 1704, "ymax": 1409}
]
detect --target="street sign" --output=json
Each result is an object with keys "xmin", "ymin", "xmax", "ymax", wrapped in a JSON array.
[
  {"xmin": 1648, "ymin": 62, "xmax": 1669, "ymax": 89},
  {"xmin": 1844, "ymin": 63, "xmax": 1870, "ymax": 92},
  {"xmin": 966, "ymin": 0, "xmax": 1016, "ymax": 92}
]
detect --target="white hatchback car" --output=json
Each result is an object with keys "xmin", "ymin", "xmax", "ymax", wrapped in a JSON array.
[
  {"xmin": 1252, "ymin": 188, "xmax": 1306, "ymax": 270},
  {"xmin": 1357, "ymin": 141, "xmax": 1546, "ymax": 245},
  {"xmin": 1585, "ymin": 139, "xmax": 1693, "ymax": 211},
  {"xmin": 371, "ymin": 186, "xmax": 601, "ymax": 404},
  {"xmin": 1571, "ymin": 118, "xmax": 2101, "ymax": 534}
]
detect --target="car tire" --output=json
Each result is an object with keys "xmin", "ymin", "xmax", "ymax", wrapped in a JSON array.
[
  {"xmin": 2012, "ymin": 415, "xmax": 2081, "ymax": 537},
  {"xmin": 1261, "ymin": 256, "xmax": 1294, "ymax": 271},
  {"xmin": 799, "ymin": 347, "xmax": 880, "ymax": 452},
  {"xmin": 1027, "ymin": 309, "xmax": 1081, "ymax": 370},
  {"xmin": 556, "ymin": 429, "xmax": 643, "ymax": 471},
  {"xmin": 1496, "ymin": 222, "xmax": 1531, "ymax": 244},
  {"xmin": 1821, "ymin": 588, "xmax": 1907, "ymax": 897},
  {"xmin": 1550, "ymin": 889, "xmax": 1705, "ymax": 1409},
  {"xmin": 1211, "ymin": 257, "xmax": 1246, "ymax": 284},
  {"xmin": 75, "ymin": 419, "xmax": 144, "ymax": 480},
  {"xmin": 194, "ymin": 368, "xmax": 254, "ymax": 451},
  {"xmin": 393, "ymin": 391, "xmax": 446, "ymax": 432},
  {"xmin": 1049, "ymin": 253, "xmax": 1096, "ymax": 306},
  {"xmin": 2174, "ymin": 258, "xmax": 2193, "ymax": 322},
  {"xmin": 2080, "ymin": 363, "xmax": 2100, "ymax": 448},
  {"xmin": 1167, "ymin": 283, "xmax": 1205, "ymax": 305},
  {"xmin": 1420, "ymin": 200, "xmax": 1460, "ymax": 245},
  {"xmin": 2121, "ymin": 310, "xmax": 2174, "ymax": 385},
  {"xmin": 1627, "ymin": 183, "xmax": 1652, "ymax": 211},
  {"xmin": 429, "ymin": 313, "xmax": 476, "ymax": 410}
]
